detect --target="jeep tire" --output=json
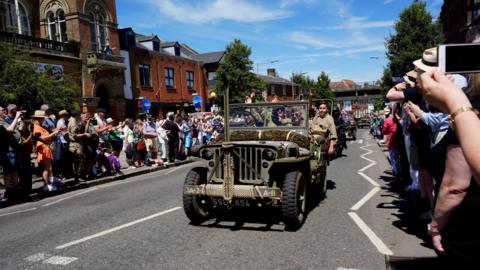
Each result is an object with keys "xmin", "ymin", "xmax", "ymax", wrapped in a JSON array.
[
  {"xmin": 282, "ymin": 171, "xmax": 307, "ymax": 231},
  {"xmin": 183, "ymin": 169, "xmax": 209, "ymax": 225}
]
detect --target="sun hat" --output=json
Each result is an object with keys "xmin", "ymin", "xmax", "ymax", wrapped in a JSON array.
[
  {"xmin": 58, "ymin": 109, "xmax": 69, "ymax": 116},
  {"xmin": 31, "ymin": 110, "xmax": 46, "ymax": 118},
  {"xmin": 406, "ymin": 70, "xmax": 418, "ymax": 80},
  {"xmin": 413, "ymin": 47, "xmax": 438, "ymax": 72},
  {"xmin": 106, "ymin": 117, "xmax": 114, "ymax": 124}
]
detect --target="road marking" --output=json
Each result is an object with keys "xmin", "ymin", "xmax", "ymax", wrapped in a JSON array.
[
  {"xmin": 358, "ymin": 172, "xmax": 380, "ymax": 187},
  {"xmin": 0, "ymin": 207, "xmax": 37, "ymax": 217},
  {"xmin": 348, "ymin": 212, "xmax": 394, "ymax": 256},
  {"xmin": 56, "ymin": 206, "xmax": 182, "ymax": 249},
  {"xmin": 25, "ymin": 253, "xmax": 50, "ymax": 262},
  {"xmin": 43, "ymin": 188, "xmax": 97, "ymax": 207},
  {"xmin": 350, "ymin": 187, "xmax": 381, "ymax": 211},
  {"xmin": 350, "ymin": 141, "xmax": 354, "ymax": 144},
  {"xmin": 43, "ymin": 256, "xmax": 78, "ymax": 265},
  {"xmin": 25, "ymin": 253, "xmax": 77, "ymax": 266},
  {"xmin": 337, "ymin": 268, "xmax": 362, "ymax": 270},
  {"xmin": 101, "ymin": 168, "xmax": 176, "ymax": 188},
  {"xmin": 358, "ymin": 139, "xmax": 363, "ymax": 144}
]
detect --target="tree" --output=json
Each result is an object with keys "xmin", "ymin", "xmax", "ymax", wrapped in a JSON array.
[
  {"xmin": 214, "ymin": 39, "xmax": 266, "ymax": 104},
  {"xmin": 0, "ymin": 44, "xmax": 79, "ymax": 112},
  {"xmin": 385, "ymin": 1, "xmax": 443, "ymax": 77},
  {"xmin": 313, "ymin": 71, "xmax": 335, "ymax": 101},
  {"xmin": 292, "ymin": 73, "xmax": 315, "ymax": 99}
]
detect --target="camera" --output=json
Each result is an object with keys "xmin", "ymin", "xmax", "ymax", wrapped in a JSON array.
[
  {"xmin": 90, "ymin": 118, "xmax": 98, "ymax": 126},
  {"xmin": 438, "ymin": 43, "xmax": 480, "ymax": 74}
]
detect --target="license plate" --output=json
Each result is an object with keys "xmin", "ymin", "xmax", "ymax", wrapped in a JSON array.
[{"xmin": 211, "ymin": 198, "xmax": 251, "ymax": 207}]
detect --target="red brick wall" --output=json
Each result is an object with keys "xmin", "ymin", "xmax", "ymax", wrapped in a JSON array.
[{"xmin": 266, "ymin": 84, "xmax": 295, "ymax": 101}]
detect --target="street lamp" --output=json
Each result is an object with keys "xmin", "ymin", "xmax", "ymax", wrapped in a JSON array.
[
  {"xmin": 292, "ymin": 71, "xmax": 307, "ymax": 100},
  {"xmin": 256, "ymin": 60, "xmax": 279, "ymax": 74}
]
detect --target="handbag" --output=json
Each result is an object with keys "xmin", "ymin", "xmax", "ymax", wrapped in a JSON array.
[{"xmin": 136, "ymin": 140, "xmax": 146, "ymax": 151}]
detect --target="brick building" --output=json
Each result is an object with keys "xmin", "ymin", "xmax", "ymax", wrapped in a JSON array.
[
  {"xmin": 260, "ymin": 68, "xmax": 298, "ymax": 102},
  {"xmin": 0, "ymin": 0, "xmax": 126, "ymax": 118},
  {"xmin": 119, "ymin": 28, "xmax": 214, "ymax": 118},
  {"xmin": 330, "ymin": 80, "xmax": 381, "ymax": 118},
  {"xmin": 441, "ymin": 0, "xmax": 480, "ymax": 43}
]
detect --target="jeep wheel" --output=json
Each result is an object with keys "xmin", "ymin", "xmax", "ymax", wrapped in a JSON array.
[
  {"xmin": 282, "ymin": 171, "xmax": 307, "ymax": 231},
  {"xmin": 183, "ymin": 169, "xmax": 209, "ymax": 225}
]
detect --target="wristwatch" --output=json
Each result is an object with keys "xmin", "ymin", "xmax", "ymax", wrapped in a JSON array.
[{"xmin": 427, "ymin": 223, "xmax": 440, "ymax": 236}]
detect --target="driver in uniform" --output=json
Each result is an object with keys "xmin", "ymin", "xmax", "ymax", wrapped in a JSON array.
[{"xmin": 310, "ymin": 101, "xmax": 337, "ymax": 157}]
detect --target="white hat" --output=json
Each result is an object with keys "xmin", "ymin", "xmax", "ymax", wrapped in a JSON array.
[
  {"xmin": 31, "ymin": 110, "xmax": 46, "ymax": 118},
  {"xmin": 413, "ymin": 47, "xmax": 438, "ymax": 72}
]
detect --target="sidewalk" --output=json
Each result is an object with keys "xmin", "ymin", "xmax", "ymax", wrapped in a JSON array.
[{"xmin": 0, "ymin": 151, "xmax": 194, "ymax": 208}]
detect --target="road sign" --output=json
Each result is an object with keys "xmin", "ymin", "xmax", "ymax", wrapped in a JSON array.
[
  {"xmin": 192, "ymin": 95, "xmax": 202, "ymax": 108},
  {"xmin": 141, "ymin": 99, "xmax": 151, "ymax": 110}
]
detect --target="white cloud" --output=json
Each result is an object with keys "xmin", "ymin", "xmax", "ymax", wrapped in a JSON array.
[
  {"xmin": 332, "ymin": 17, "xmax": 394, "ymax": 29},
  {"xmin": 280, "ymin": 0, "xmax": 318, "ymax": 8},
  {"xmin": 289, "ymin": 31, "xmax": 341, "ymax": 49},
  {"xmin": 289, "ymin": 31, "xmax": 384, "ymax": 51},
  {"xmin": 146, "ymin": 0, "xmax": 292, "ymax": 24},
  {"xmin": 382, "ymin": 0, "xmax": 394, "ymax": 4}
]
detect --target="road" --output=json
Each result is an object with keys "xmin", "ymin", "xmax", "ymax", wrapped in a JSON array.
[{"xmin": 0, "ymin": 130, "xmax": 436, "ymax": 270}]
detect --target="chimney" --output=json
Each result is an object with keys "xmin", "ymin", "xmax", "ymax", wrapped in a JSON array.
[{"xmin": 267, "ymin": 68, "xmax": 277, "ymax": 77}]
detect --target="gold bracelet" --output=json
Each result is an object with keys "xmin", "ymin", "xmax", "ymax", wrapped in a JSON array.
[{"xmin": 449, "ymin": 106, "xmax": 479, "ymax": 129}]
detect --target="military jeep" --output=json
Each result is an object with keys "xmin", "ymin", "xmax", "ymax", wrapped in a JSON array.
[{"xmin": 182, "ymin": 101, "xmax": 329, "ymax": 231}]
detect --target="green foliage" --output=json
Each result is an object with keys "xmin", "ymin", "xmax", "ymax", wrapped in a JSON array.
[
  {"xmin": 214, "ymin": 39, "xmax": 266, "ymax": 104},
  {"xmin": 292, "ymin": 73, "xmax": 315, "ymax": 98},
  {"xmin": 385, "ymin": 1, "xmax": 443, "ymax": 77},
  {"xmin": 313, "ymin": 71, "xmax": 335, "ymax": 101},
  {"xmin": 0, "ymin": 44, "xmax": 78, "ymax": 112}
]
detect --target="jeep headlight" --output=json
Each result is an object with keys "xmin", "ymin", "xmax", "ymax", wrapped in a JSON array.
[
  {"xmin": 262, "ymin": 149, "xmax": 276, "ymax": 161},
  {"xmin": 201, "ymin": 149, "xmax": 214, "ymax": 160}
]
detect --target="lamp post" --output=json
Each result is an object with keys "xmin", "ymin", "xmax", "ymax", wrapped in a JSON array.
[
  {"xmin": 292, "ymin": 71, "xmax": 307, "ymax": 100},
  {"xmin": 256, "ymin": 60, "xmax": 279, "ymax": 74}
]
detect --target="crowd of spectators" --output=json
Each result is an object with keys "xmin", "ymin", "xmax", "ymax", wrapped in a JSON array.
[
  {"xmin": 374, "ymin": 44, "xmax": 480, "ymax": 260},
  {"xmin": 0, "ymin": 104, "xmax": 224, "ymax": 202}
]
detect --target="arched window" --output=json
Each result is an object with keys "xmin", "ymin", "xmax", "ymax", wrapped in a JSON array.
[
  {"xmin": 46, "ymin": 8, "xmax": 67, "ymax": 42},
  {"xmin": 0, "ymin": 0, "xmax": 31, "ymax": 35},
  {"xmin": 87, "ymin": 3, "xmax": 108, "ymax": 52}
]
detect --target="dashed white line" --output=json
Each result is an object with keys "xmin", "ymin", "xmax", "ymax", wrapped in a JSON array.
[
  {"xmin": 25, "ymin": 253, "xmax": 50, "ymax": 262},
  {"xmin": 43, "ymin": 188, "xmax": 98, "ymax": 207},
  {"xmin": 348, "ymin": 212, "xmax": 394, "ymax": 256},
  {"xmin": 56, "ymin": 206, "xmax": 182, "ymax": 249},
  {"xmin": 0, "ymin": 207, "xmax": 37, "ymax": 217},
  {"xmin": 358, "ymin": 139, "xmax": 363, "ymax": 144},
  {"xmin": 350, "ymin": 187, "xmax": 381, "ymax": 211},
  {"xmin": 164, "ymin": 166, "xmax": 183, "ymax": 175},
  {"xmin": 43, "ymin": 256, "xmax": 78, "ymax": 265}
]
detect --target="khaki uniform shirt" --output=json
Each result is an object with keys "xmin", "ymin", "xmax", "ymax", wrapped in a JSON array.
[
  {"xmin": 67, "ymin": 117, "xmax": 82, "ymax": 143},
  {"xmin": 311, "ymin": 113, "xmax": 337, "ymax": 140}
]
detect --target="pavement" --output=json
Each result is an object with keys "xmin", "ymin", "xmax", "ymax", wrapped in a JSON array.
[{"xmin": 0, "ymin": 151, "xmax": 194, "ymax": 208}]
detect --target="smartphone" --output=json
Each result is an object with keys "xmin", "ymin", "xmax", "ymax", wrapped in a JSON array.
[{"xmin": 438, "ymin": 43, "xmax": 480, "ymax": 74}]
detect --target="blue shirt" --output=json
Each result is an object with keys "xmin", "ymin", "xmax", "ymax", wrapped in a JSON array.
[{"xmin": 420, "ymin": 112, "xmax": 449, "ymax": 134}]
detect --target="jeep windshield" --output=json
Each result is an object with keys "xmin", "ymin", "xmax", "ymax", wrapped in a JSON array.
[{"xmin": 228, "ymin": 101, "xmax": 309, "ymax": 135}]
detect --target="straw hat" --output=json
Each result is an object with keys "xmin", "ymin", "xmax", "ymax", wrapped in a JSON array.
[
  {"xmin": 58, "ymin": 109, "xmax": 69, "ymax": 116},
  {"xmin": 31, "ymin": 110, "xmax": 46, "ymax": 118},
  {"xmin": 106, "ymin": 117, "xmax": 114, "ymax": 124},
  {"xmin": 413, "ymin": 47, "xmax": 438, "ymax": 72}
]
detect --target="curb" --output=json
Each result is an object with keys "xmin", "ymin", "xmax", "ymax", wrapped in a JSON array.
[{"xmin": 1, "ymin": 160, "xmax": 194, "ymax": 208}]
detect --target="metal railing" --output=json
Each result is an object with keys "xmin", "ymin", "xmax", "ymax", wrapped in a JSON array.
[{"xmin": 0, "ymin": 31, "xmax": 78, "ymax": 56}]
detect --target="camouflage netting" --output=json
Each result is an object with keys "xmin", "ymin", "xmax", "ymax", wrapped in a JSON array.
[{"xmin": 219, "ymin": 130, "xmax": 312, "ymax": 149}]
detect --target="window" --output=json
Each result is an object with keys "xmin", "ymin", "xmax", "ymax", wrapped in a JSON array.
[
  {"xmin": 207, "ymin": 72, "xmax": 216, "ymax": 81},
  {"xmin": 47, "ymin": 9, "xmax": 67, "ymax": 42},
  {"xmin": 165, "ymin": 68, "xmax": 175, "ymax": 88},
  {"xmin": 89, "ymin": 11, "xmax": 107, "ymax": 52},
  {"xmin": 282, "ymin": 85, "xmax": 286, "ymax": 96},
  {"xmin": 270, "ymin": 85, "xmax": 275, "ymax": 95},
  {"xmin": 186, "ymin": 71, "xmax": 194, "ymax": 90},
  {"xmin": 0, "ymin": 0, "xmax": 31, "ymax": 35},
  {"xmin": 153, "ymin": 40, "xmax": 160, "ymax": 51},
  {"xmin": 139, "ymin": 64, "xmax": 151, "ymax": 87}
]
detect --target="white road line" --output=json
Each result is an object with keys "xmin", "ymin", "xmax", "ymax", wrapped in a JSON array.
[
  {"xmin": 358, "ymin": 172, "xmax": 380, "ymax": 187},
  {"xmin": 337, "ymin": 267, "xmax": 362, "ymax": 270},
  {"xmin": 25, "ymin": 253, "xmax": 50, "ymax": 262},
  {"xmin": 43, "ymin": 188, "xmax": 97, "ymax": 207},
  {"xmin": 56, "ymin": 206, "xmax": 182, "ymax": 249},
  {"xmin": 100, "ymin": 168, "xmax": 175, "ymax": 188},
  {"xmin": 358, "ymin": 161, "xmax": 376, "ymax": 172},
  {"xmin": 350, "ymin": 187, "xmax": 381, "ymax": 211},
  {"xmin": 348, "ymin": 212, "xmax": 394, "ymax": 256},
  {"xmin": 358, "ymin": 139, "xmax": 363, "ymax": 144},
  {"xmin": 0, "ymin": 207, "xmax": 37, "ymax": 217},
  {"xmin": 43, "ymin": 256, "xmax": 78, "ymax": 265}
]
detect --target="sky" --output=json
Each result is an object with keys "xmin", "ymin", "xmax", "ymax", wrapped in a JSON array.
[{"xmin": 117, "ymin": 0, "xmax": 444, "ymax": 83}]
